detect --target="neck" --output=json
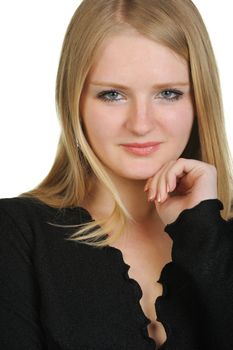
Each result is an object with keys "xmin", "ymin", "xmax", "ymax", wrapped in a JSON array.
[{"xmin": 82, "ymin": 173, "xmax": 161, "ymax": 226}]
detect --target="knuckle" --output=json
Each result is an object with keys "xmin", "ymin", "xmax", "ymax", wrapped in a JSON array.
[
  {"xmin": 209, "ymin": 163, "xmax": 216, "ymax": 170},
  {"xmin": 204, "ymin": 162, "xmax": 215, "ymax": 170},
  {"xmin": 209, "ymin": 164, "xmax": 217, "ymax": 174},
  {"xmin": 177, "ymin": 157, "xmax": 185, "ymax": 164}
]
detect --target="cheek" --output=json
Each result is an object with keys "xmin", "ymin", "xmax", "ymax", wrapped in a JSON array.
[
  {"xmin": 164, "ymin": 104, "xmax": 194, "ymax": 140},
  {"xmin": 82, "ymin": 104, "xmax": 121, "ymax": 146}
]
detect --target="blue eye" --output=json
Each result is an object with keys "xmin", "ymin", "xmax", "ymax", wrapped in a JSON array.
[
  {"xmin": 97, "ymin": 90, "xmax": 123, "ymax": 103},
  {"xmin": 159, "ymin": 89, "xmax": 183, "ymax": 102}
]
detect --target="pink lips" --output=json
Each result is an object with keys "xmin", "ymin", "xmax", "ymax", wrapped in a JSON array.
[{"xmin": 121, "ymin": 142, "xmax": 161, "ymax": 156}]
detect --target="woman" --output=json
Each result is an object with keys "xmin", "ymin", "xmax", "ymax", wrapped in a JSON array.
[{"xmin": 1, "ymin": 0, "xmax": 233, "ymax": 349}]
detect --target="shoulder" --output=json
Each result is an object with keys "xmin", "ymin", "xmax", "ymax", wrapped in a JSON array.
[
  {"xmin": 0, "ymin": 196, "xmax": 91, "ymax": 223},
  {"xmin": 0, "ymin": 196, "xmax": 92, "ymax": 246},
  {"xmin": 0, "ymin": 196, "xmax": 57, "ymax": 234},
  {"xmin": 0, "ymin": 196, "xmax": 51, "ymax": 217}
]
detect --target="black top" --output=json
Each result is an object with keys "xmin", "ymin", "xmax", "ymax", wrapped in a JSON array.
[{"xmin": 0, "ymin": 196, "xmax": 233, "ymax": 350}]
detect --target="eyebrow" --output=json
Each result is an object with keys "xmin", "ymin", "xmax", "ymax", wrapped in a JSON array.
[{"xmin": 89, "ymin": 81, "xmax": 190, "ymax": 90}]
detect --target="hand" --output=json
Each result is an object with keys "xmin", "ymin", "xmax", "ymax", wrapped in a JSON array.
[{"xmin": 144, "ymin": 158, "xmax": 218, "ymax": 225}]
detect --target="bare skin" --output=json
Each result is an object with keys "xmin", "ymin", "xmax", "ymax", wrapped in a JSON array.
[{"xmin": 110, "ymin": 220, "xmax": 173, "ymax": 346}]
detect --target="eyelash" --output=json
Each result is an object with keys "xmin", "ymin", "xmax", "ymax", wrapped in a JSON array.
[{"xmin": 97, "ymin": 89, "xmax": 184, "ymax": 103}]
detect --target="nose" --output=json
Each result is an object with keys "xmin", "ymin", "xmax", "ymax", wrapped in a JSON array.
[{"xmin": 125, "ymin": 97, "xmax": 156, "ymax": 136}]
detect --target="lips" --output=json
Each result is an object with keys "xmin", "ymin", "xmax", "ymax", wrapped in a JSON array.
[
  {"xmin": 122, "ymin": 142, "xmax": 161, "ymax": 148},
  {"xmin": 121, "ymin": 142, "xmax": 161, "ymax": 156}
]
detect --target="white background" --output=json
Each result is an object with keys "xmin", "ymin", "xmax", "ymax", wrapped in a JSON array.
[{"xmin": 0, "ymin": 1, "xmax": 232, "ymax": 198}]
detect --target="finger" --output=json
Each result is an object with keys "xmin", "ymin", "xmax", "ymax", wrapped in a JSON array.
[
  {"xmin": 161, "ymin": 158, "xmax": 204, "ymax": 197},
  {"xmin": 144, "ymin": 177, "xmax": 153, "ymax": 192},
  {"xmin": 148, "ymin": 161, "xmax": 175, "ymax": 202},
  {"xmin": 153, "ymin": 158, "xmax": 196, "ymax": 203},
  {"xmin": 166, "ymin": 164, "xmax": 184, "ymax": 194},
  {"xmin": 156, "ymin": 161, "xmax": 177, "ymax": 203}
]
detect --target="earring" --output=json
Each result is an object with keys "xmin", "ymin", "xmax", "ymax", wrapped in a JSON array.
[{"xmin": 76, "ymin": 139, "xmax": 80, "ymax": 149}]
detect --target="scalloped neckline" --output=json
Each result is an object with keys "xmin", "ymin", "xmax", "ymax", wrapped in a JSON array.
[{"xmin": 78, "ymin": 205, "xmax": 169, "ymax": 349}]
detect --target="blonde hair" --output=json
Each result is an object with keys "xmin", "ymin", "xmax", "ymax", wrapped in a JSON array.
[{"xmin": 21, "ymin": 0, "xmax": 233, "ymax": 247}]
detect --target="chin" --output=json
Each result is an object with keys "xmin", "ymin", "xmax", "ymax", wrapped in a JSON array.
[
  {"xmin": 132, "ymin": 162, "xmax": 166, "ymax": 177},
  {"xmin": 120, "ymin": 169, "xmax": 159, "ymax": 181}
]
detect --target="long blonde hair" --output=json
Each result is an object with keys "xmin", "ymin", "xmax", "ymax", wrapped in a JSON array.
[{"xmin": 21, "ymin": 0, "xmax": 233, "ymax": 247}]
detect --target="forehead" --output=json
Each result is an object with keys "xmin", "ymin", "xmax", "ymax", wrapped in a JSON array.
[{"xmin": 87, "ymin": 32, "xmax": 189, "ymax": 84}]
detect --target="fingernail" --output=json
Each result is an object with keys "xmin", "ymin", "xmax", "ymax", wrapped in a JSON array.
[
  {"xmin": 167, "ymin": 184, "xmax": 170, "ymax": 193},
  {"xmin": 148, "ymin": 192, "xmax": 155, "ymax": 202},
  {"xmin": 157, "ymin": 193, "xmax": 161, "ymax": 203}
]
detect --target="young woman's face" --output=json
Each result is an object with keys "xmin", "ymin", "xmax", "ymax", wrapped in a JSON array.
[{"xmin": 80, "ymin": 32, "xmax": 194, "ymax": 181}]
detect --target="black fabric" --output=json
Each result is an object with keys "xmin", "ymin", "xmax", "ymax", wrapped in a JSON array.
[{"xmin": 0, "ymin": 196, "xmax": 233, "ymax": 349}]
